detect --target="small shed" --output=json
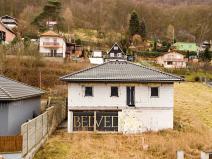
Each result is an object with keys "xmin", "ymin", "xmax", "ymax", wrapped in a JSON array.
[{"xmin": 0, "ymin": 75, "xmax": 44, "ymax": 136}]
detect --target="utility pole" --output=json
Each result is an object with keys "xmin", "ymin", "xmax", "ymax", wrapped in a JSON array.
[{"xmin": 39, "ymin": 69, "xmax": 42, "ymax": 89}]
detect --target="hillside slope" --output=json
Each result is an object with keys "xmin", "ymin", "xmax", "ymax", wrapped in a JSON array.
[
  {"xmin": 0, "ymin": 0, "xmax": 212, "ymax": 42},
  {"xmin": 34, "ymin": 82, "xmax": 212, "ymax": 159}
]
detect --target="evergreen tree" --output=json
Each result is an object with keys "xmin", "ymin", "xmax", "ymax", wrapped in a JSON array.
[
  {"xmin": 129, "ymin": 11, "xmax": 140, "ymax": 36},
  {"xmin": 153, "ymin": 39, "xmax": 157, "ymax": 51},
  {"xmin": 32, "ymin": 0, "xmax": 64, "ymax": 32},
  {"xmin": 201, "ymin": 47, "xmax": 212, "ymax": 62},
  {"xmin": 139, "ymin": 19, "xmax": 146, "ymax": 38}
]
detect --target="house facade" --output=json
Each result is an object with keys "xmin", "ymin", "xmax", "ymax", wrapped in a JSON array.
[
  {"xmin": 39, "ymin": 30, "xmax": 66, "ymax": 58},
  {"xmin": 89, "ymin": 50, "xmax": 104, "ymax": 65},
  {"xmin": 0, "ymin": 21, "xmax": 16, "ymax": 43},
  {"xmin": 0, "ymin": 15, "xmax": 17, "ymax": 29},
  {"xmin": 156, "ymin": 52, "xmax": 187, "ymax": 68},
  {"xmin": 106, "ymin": 43, "xmax": 127, "ymax": 61},
  {"xmin": 0, "ymin": 75, "xmax": 44, "ymax": 136},
  {"xmin": 61, "ymin": 61, "xmax": 183, "ymax": 133}
]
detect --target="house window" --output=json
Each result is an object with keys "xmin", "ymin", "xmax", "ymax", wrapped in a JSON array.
[
  {"xmin": 110, "ymin": 53, "xmax": 115, "ymax": 57},
  {"xmin": 114, "ymin": 46, "xmax": 118, "ymax": 50},
  {"xmin": 117, "ymin": 53, "xmax": 122, "ymax": 57},
  {"xmin": 111, "ymin": 87, "xmax": 118, "ymax": 97},
  {"xmin": 85, "ymin": 87, "xmax": 93, "ymax": 96},
  {"xmin": 151, "ymin": 87, "xmax": 159, "ymax": 97},
  {"xmin": 167, "ymin": 61, "xmax": 173, "ymax": 65}
]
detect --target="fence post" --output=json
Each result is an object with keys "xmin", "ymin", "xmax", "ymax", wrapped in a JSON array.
[{"xmin": 177, "ymin": 150, "xmax": 184, "ymax": 159}]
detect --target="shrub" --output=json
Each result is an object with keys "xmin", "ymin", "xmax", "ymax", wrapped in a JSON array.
[
  {"xmin": 194, "ymin": 76, "xmax": 200, "ymax": 82},
  {"xmin": 137, "ymin": 51, "xmax": 162, "ymax": 58}
]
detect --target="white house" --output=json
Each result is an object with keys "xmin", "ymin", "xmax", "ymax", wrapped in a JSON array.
[
  {"xmin": 60, "ymin": 61, "xmax": 183, "ymax": 133},
  {"xmin": 156, "ymin": 52, "xmax": 187, "ymax": 69},
  {"xmin": 39, "ymin": 30, "xmax": 66, "ymax": 58},
  {"xmin": 89, "ymin": 50, "xmax": 104, "ymax": 65},
  {"xmin": 0, "ymin": 15, "xmax": 17, "ymax": 30}
]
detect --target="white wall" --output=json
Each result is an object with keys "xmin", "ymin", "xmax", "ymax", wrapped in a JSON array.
[
  {"xmin": 39, "ymin": 36, "xmax": 66, "ymax": 58},
  {"xmin": 68, "ymin": 83, "xmax": 174, "ymax": 108},
  {"xmin": 67, "ymin": 82, "xmax": 174, "ymax": 133},
  {"xmin": 118, "ymin": 108, "xmax": 173, "ymax": 133}
]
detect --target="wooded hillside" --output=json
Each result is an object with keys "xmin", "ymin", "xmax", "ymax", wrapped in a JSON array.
[{"xmin": 0, "ymin": 0, "xmax": 212, "ymax": 42}]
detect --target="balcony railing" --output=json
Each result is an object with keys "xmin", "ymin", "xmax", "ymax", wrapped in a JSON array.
[{"xmin": 43, "ymin": 42, "xmax": 60, "ymax": 48}]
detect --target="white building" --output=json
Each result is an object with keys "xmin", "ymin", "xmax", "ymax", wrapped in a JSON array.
[
  {"xmin": 39, "ymin": 30, "xmax": 66, "ymax": 58},
  {"xmin": 89, "ymin": 50, "xmax": 104, "ymax": 65},
  {"xmin": 61, "ymin": 61, "xmax": 183, "ymax": 133},
  {"xmin": 156, "ymin": 52, "xmax": 187, "ymax": 69},
  {"xmin": 0, "ymin": 15, "xmax": 17, "ymax": 30}
]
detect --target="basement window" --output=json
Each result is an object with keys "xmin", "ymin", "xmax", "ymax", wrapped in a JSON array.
[
  {"xmin": 85, "ymin": 87, "xmax": 93, "ymax": 96},
  {"xmin": 111, "ymin": 87, "xmax": 119, "ymax": 97},
  {"xmin": 151, "ymin": 87, "xmax": 159, "ymax": 97}
]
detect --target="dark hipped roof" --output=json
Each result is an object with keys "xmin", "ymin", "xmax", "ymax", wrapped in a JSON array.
[
  {"xmin": 60, "ymin": 61, "xmax": 183, "ymax": 83},
  {"xmin": 0, "ymin": 75, "xmax": 44, "ymax": 101}
]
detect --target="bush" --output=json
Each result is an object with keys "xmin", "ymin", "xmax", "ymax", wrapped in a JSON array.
[
  {"xmin": 137, "ymin": 51, "xmax": 162, "ymax": 58},
  {"xmin": 194, "ymin": 76, "xmax": 200, "ymax": 82}
]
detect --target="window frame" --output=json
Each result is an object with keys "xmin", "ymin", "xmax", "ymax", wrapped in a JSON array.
[
  {"xmin": 110, "ymin": 53, "xmax": 115, "ymax": 57},
  {"xmin": 117, "ymin": 53, "xmax": 122, "ymax": 57},
  {"xmin": 167, "ymin": 61, "xmax": 173, "ymax": 65},
  {"xmin": 150, "ymin": 87, "xmax": 159, "ymax": 98},
  {"xmin": 110, "ymin": 86, "xmax": 119, "ymax": 97},
  {"xmin": 114, "ymin": 46, "xmax": 118, "ymax": 50},
  {"xmin": 84, "ymin": 86, "xmax": 93, "ymax": 97}
]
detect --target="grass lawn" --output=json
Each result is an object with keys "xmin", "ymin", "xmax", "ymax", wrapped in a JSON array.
[{"xmin": 34, "ymin": 82, "xmax": 212, "ymax": 159}]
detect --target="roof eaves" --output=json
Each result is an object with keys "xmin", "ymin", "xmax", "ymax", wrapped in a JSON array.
[
  {"xmin": 0, "ymin": 93, "xmax": 43, "ymax": 101},
  {"xmin": 61, "ymin": 79, "xmax": 182, "ymax": 83}
]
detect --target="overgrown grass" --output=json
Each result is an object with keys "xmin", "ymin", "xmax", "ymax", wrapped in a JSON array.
[{"xmin": 34, "ymin": 82, "xmax": 212, "ymax": 159}]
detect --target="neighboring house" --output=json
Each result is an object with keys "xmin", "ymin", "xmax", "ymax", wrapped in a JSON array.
[
  {"xmin": 0, "ymin": 15, "xmax": 17, "ymax": 30},
  {"xmin": 172, "ymin": 42, "xmax": 198, "ymax": 52},
  {"xmin": 89, "ymin": 50, "xmax": 104, "ymax": 65},
  {"xmin": 156, "ymin": 52, "xmax": 187, "ymax": 68},
  {"xmin": 46, "ymin": 21, "xmax": 57, "ymax": 30},
  {"xmin": 39, "ymin": 30, "xmax": 66, "ymax": 58},
  {"xmin": 0, "ymin": 21, "xmax": 16, "ymax": 43},
  {"xmin": 60, "ymin": 61, "xmax": 183, "ymax": 133},
  {"xmin": 199, "ymin": 40, "xmax": 212, "ymax": 53},
  {"xmin": 105, "ymin": 43, "xmax": 127, "ymax": 61},
  {"xmin": 66, "ymin": 42, "xmax": 83, "ymax": 59},
  {"xmin": 0, "ymin": 75, "xmax": 44, "ymax": 136}
]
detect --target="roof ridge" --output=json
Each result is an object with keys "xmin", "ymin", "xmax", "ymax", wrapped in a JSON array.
[
  {"xmin": 0, "ymin": 75, "xmax": 44, "ymax": 94},
  {"xmin": 60, "ymin": 62, "xmax": 111, "ymax": 80},
  {"xmin": 0, "ymin": 85, "xmax": 13, "ymax": 98},
  {"xmin": 128, "ymin": 62, "xmax": 183, "ymax": 80}
]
